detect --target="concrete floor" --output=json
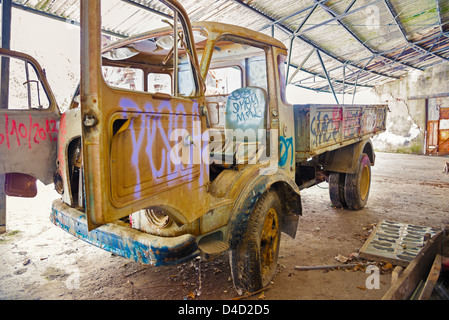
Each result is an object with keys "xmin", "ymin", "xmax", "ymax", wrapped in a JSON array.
[{"xmin": 0, "ymin": 152, "xmax": 448, "ymax": 300}]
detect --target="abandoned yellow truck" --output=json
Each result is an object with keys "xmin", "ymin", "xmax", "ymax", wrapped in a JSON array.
[{"xmin": 0, "ymin": 0, "xmax": 387, "ymax": 293}]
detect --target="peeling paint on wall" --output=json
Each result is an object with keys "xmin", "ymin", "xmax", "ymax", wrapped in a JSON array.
[{"xmin": 372, "ymin": 63, "xmax": 449, "ymax": 154}]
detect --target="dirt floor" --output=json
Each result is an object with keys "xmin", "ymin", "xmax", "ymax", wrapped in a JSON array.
[{"xmin": 0, "ymin": 152, "xmax": 448, "ymax": 301}]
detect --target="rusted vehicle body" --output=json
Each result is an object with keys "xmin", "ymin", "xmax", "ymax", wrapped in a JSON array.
[{"xmin": 0, "ymin": 0, "xmax": 386, "ymax": 293}]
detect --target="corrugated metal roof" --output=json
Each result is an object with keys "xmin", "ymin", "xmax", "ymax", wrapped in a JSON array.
[{"xmin": 8, "ymin": 0, "xmax": 449, "ymax": 96}]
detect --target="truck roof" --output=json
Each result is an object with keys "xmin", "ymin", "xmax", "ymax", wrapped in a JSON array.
[
  {"xmin": 192, "ymin": 21, "xmax": 287, "ymax": 50},
  {"xmin": 103, "ymin": 21, "xmax": 287, "ymax": 53}
]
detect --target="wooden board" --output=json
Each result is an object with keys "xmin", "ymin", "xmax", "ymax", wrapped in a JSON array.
[
  {"xmin": 382, "ymin": 231, "xmax": 442, "ymax": 300},
  {"xmin": 417, "ymin": 254, "xmax": 442, "ymax": 300}
]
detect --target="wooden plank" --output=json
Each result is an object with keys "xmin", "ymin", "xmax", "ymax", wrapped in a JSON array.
[
  {"xmin": 440, "ymin": 108, "xmax": 449, "ymax": 119},
  {"xmin": 391, "ymin": 266, "xmax": 404, "ymax": 285},
  {"xmin": 382, "ymin": 231, "xmax": 442, "ymax": 300},
  {"xmin": 417, "ymin": 254, "xmax": 442, "ymax": 300}
]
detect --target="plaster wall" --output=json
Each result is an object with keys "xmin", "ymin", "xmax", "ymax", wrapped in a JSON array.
[{"xmin": 371, "ymin": 63, "xmax": 449, "ymax": 154}]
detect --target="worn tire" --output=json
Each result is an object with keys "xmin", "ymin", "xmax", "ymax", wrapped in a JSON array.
[
  {"xmin": 329, "ymin": 172, "xmax": 347, "ymax": 208},
  {"xmin": 229, "ymin": 190, "xmax": 282, "ymax": 293},
  {"xmin": 344, "ymin": 153, "xmax": 371, "ymax": 210}
]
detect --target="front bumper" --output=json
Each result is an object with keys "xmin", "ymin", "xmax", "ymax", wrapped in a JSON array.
[{"xmin": 50, "ymin": 199, "xmax": 200, "ymax": 266}]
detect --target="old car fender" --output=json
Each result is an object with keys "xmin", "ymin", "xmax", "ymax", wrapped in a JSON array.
[
  {"xmin": 226, "ymin": 169, "xmax": 302, "ymax": 249},
  {"xmin": 324, "ymin": 138, "xmax": 375, "ymax": 174}
]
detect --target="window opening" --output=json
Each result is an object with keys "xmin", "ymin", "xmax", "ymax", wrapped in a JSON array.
[
  {"xmin": 205, "ymin": 66, "xmax": 242, "ymax": 96},
  {"xmin": 0, "ymin": 55, "xmax": 50, "ymax": 110},
  {"xmin": 102, "ymin": 66, "xmax": 144, "ymax": 91},
  {"xmin": 148, "ymin": 73, "xmax": 171, "ymax": 94}
]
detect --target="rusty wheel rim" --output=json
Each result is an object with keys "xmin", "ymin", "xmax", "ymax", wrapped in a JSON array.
[
  {"xmin": 260, "ymin": 208, "xmax": 279, "ymax": 275},
  {"xmin": 360, "ymin": 164, "xmax": 370, "ymax": 201}
]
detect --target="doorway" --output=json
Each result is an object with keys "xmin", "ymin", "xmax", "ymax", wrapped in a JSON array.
[{"xmin": 426, "ymin": 98, "xmax": 449, "ymax": 155}]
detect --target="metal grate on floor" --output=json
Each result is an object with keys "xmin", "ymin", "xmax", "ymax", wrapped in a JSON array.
[{"xmin": 359, "ymin": 220, "xmax": 440, "ymax": 267}]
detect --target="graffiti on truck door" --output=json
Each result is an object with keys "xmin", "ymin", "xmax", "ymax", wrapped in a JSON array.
[{"xmin": 0, "ymin": 113, "xmax": 58, "ymax": 150}]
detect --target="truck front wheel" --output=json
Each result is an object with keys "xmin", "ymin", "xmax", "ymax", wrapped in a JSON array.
[
  {"xmin": 229, "ymin": 190, "xmax": 282, "ymax": 294},
  {"xmin": 344, "ymin": 153, "xmax": 371, "ymax": 210}
]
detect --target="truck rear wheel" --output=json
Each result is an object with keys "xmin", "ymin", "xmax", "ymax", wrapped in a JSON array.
[
  {"xmin": 229, "ymin": 190, "xmax": 282, "ymax": 294},
  {"xmin": 329, "ymin": 172, "xmax": 347, "ymax": 208},
  {"xmin": 344, "ymin": 153, "xmax": 371, "ymax": 210}
]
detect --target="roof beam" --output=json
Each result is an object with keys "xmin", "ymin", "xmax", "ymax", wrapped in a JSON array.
[
  {"xmin": 286, "ymin": 4, "xmax": 318, "ymax": 84},
  {"xmin": 286, "ymin": 0, "xmax": 382, "ymax": 37},
  {"xmin": 121, "ymin": 0, "xmax": 172, "ymax": 19},
  {"xmin": 231, "ymin": 0, "xmax": 399, "ymax": 86},
  {"xmin": 280, "ymin": 0, "xmax": 447, "ymax": 67},
  {"xmin": 344, "ymin": 0, "xmax": 357, "ymax": 13},
  {"xmin": 5, "ymin": 0, "xmax": 174, "ymax": 38},
  {"xmin": 288, "ymin": 83, "xmax": 336, "ymax": 94},
  {"xmin": 260, "ymin": 0, "xmax": 328, "ymax": 31},
  {"xmin": 288, "ymin": 48, "xmax": 314, "ymax": 83},
  {"xmin": 352, "ymin": 56, "xmax": 374, "ymax": 104},
  {"xmin": 383, "ymin": 0, "xmax": 449, "ymax": 63},
  {"xmin": 358, "ymin": 31, "xmax": 449, "ymax": 66},
  {"xmin": 316, "ymin": 50, "xmax": 339, "ymax": 104},
  {"xmin": 8, "ymin": 1, "xmax": 127, "ymax": 38},
  {"xmin": 291, "ymin": 36, "xmax": 447, "ymax": 88},
  {"xmin": 293, "ymin": 64, "xmax": 375, "ymax": 91},
  {"xmin": 315, "ymin": 0, "xmax": 424, "ymax": 72},
  {"xmin": 288, "ymin": 61, "xmax": 374, "ymax": 91},
  {"xmin": 436, "ymin": 0, "xmax": 444, "ymax": 33},
  {"xmin": 312, "ymin": 30, "xmax": 449, "ymax": 78}
]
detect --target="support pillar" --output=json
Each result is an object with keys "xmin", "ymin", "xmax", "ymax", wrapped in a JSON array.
[{"xmin": 1, "ymin": 0, "xmax": 12, "ymax": 234}]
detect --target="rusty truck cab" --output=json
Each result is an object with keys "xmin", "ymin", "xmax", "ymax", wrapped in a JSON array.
[{"xmin": 2, "ymin": 0, "xmax": 302, "ymax": 293}]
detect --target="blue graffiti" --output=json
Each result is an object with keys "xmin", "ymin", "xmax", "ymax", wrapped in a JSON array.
[
  {"xmin": 229, "ymin": 88, "xmax": 263, "ymax": 124},
  {"xmin": 116, "ymin": 97, "xmax": 204, "ymax": 200},
  {"xmin": 129, "ymin": 116, "xmax": 145, "ymax": 198},
  {"xmin": 310, "ymin": 111, "xmax": 339, "ymax": 145},
  {"xmin": 279, "ymin": 136, "xmax": 293, "ymax": 167}
]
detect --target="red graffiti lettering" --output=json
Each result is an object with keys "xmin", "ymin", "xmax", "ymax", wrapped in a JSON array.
[
  {"xmin": 57, "ymin": 113, "xmax": 67, "ymax": 168},
  {"xmin": 19, "ymin": 123, "xmax": 27, "ymax": 138},
  {"xmin": 332, "ymin": 107, "xmax": 342, "ymax": 130},
  {"xmin": 0, "ymin": 113, "xmax": 58, "ymax": 150}
]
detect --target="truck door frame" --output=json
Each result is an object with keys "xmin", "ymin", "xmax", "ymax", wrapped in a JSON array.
[
  {"xmin": 0, "ymin": 48, "xmax": 60, "ymax": 190},
  {"xmin": 80, "ymin": 0, "xmax": 209, "ymax": 230}
]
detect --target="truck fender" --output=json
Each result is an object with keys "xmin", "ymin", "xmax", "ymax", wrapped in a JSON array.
[
  {"xmin": 226, "ymin": 170, "xmax": 302, "ymax": 250},
  {"xmin": 324, "ymin": 139, "xmax": 375, "ymax": 174}
]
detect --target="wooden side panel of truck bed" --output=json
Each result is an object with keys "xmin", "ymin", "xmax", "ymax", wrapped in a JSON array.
[{"xmin": 293, "ymin": 104, "xmax": 387, "ymax": 161}]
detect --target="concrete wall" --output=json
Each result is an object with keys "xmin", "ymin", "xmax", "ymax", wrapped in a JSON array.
[{"xmin": 371, "ymin": 63, "xmax": 449, "ymax": 154}]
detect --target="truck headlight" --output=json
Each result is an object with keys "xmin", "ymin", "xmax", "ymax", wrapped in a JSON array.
[{"xmin": 53, "ymin": 170, "xmax": 64, "ymax": 195}]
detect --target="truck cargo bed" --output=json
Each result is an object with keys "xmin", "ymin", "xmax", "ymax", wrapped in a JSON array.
[{"xmin": 293, "ymin": 104, "xmax": 387, "ymax": 162}]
